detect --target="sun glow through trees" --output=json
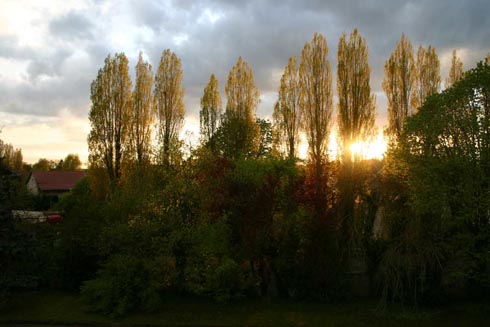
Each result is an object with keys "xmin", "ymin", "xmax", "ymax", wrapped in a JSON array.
[
  {"xmin": 297, "ymin": 130, "xmax": 387, "ymax": 161},
  {"xmin": 349, "ymin": 131, "xmax": 387, "ymax": 160}
]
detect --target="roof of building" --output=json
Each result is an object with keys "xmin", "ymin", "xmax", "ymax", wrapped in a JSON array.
[{"xmin": 30, "ymin": 171, "xmax": 87, "ymax": 191}]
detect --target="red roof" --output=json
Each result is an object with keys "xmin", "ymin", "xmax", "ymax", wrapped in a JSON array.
[{"xmin": 31, "ymin": 171, "xmax": 87, "ymax": 191}]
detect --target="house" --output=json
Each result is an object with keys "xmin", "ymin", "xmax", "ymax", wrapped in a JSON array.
[{"xmin": 27, "ymin": 171, "xmax": 87, "ymax": 197}]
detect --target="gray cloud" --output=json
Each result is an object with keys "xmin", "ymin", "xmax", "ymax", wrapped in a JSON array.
[
  {"xmin": 49, "ymin": 11, "xmax": 95, "ymax": 41},
  {"xmin": 1, "ymin": 0, "xmax": 490, "ymax": 126}
]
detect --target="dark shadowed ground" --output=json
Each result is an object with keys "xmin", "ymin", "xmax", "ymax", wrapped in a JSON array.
[{"xmin": 1, "ymin": 292, "xmax": 490, "ymax": 327}]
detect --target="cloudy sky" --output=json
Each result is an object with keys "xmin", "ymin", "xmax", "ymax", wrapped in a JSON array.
[{"xmin": 1, "ymin": 0, "xmax": 489, "ymax": 164}]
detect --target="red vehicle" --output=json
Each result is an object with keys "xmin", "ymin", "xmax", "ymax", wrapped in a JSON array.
[{"xmin": 46, "ymin": 211, "xmax": 63, "ymax": 223}]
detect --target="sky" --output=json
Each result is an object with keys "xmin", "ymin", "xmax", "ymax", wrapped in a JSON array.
[{"xmin": 1, "ymin": 0, "xmax": 489, "ymax": 164}]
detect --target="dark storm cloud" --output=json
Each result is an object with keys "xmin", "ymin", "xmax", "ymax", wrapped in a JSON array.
[{"xmin": 1, "ymin": 0, "xmax": 489, "ymax": 124}]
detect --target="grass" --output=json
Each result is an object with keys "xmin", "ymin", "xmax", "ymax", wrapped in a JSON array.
[{"xmin": 1, "ymin": 291, "xmax": 490, "ymax": 327}]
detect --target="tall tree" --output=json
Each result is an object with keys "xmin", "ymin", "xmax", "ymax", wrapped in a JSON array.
[
  {"xmin": 200, "ymin": 74, "xmax": 222, "ymax": 151},
  {"xmin": 131, "ymin": 52, "xmax": 155, "ymax": 163},
  {"xmin": 88, "ymin": 53, "xmax": 132, "ymax": 185},
  {"xmin": 12, "ymin": 149, "xmax": 22, "ymax": 171},
  {"xmin": 221, "ymin": 56, "xmax": 260, "ymax": 159},
  {"xmin": 154, "ymin": 49, "xmax": 185, "ymax": 165},
  {"xmin": 299, "ymin": 33, "xmax": 334, "ymax": 216},
  {"xmin": 337, "ymin": 28, "xmax": 376, "ymax": 161},
  {"xmin": 0, "ymin": 143, "xmax": 13, "ymax": 168},
  {"xmin": 411, "ymin": 45, "xmax": 440, "ymax": 111},
  {"xmin": 446, "ymin": 49, "xmax": 464, "ymax": 87},
  {"xmin": 62, "ymin": 154, "xmax": 82, "ymax": 171},
  {"xmin": 0, "ymin": 143, "xmax": 22, "ymax": 171},
  {"xmin": 273, "ymin": 56, "xmax": 301, "ymax": 159},
  {"xmin": 299, "ymin": 33, "xmax": 334, "ymax": 166},
  {"xmin": 337, "ymin": 29, "xmax": 377, "ymax": 247},
  {"xmin": 382, "ymin": 33, "xmax": 414, "ymax": 138}
]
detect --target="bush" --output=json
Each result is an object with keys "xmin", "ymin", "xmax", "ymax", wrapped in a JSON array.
[
  {"xmin": 81, "ymin": 255, "xmax": 161, "ymax": 316},
  {"xmin": 208, "ymin": 257, "xmax": 248, "ymax": 302}
]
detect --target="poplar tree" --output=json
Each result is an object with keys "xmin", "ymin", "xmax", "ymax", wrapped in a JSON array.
[
  {"xmin": 446, "ymin": 49, "xmax": 464, "ymax": 87},
  {"xmin": 382, "ymin": 33, "xmax": 414, "ymax": 138},
  {"xmin": 200, "ymin": 74, "xmax": 222, "ymax": 151},
  {"xmin": 88, "ymin": 53, "xmax": 132, "ymax": 184},
  {"xmin": 337, "ymin": 28, "xmax": 376, "ymax": 162},
  {"xmin": 273, "ymin": 56, "xmax": 301, "ymax": 159},
  {"xmin": 299, "ymin": 33, "xmax": 334, "ymax": 216},
  {"xmin": 154, "ymin": 49, "xmax": 185, "ymax": 165},
  {"xmin": 337, "ymin": 29, "xmax": 377, "ymax": 246},
  {"xmin": 221, "ymin": 56, "xmax": 260, "ymax": 159},
  {"xmin": 299, "ymin": 33, "xmax": 334, "ymax": 166},
  {"xmin": 132, "ymin": 52, "xmax": 154, "ymax": 163},
  {"xmin": 411, "ymin": 45, "xmax": 440, "ymax": 111}
]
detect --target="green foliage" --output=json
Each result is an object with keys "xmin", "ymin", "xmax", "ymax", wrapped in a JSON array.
[
  {"xmin": 32, "ymin": 158, "xmax": 55, "ymax": 171},
  {"xmin": 0, "ymin": 161, "xmax": 36, "ymax": 306},
  {"xmin": 81, "ymin": 254, "xmax": 161, "ymax": 316},
  {"xmin": 62, "ymin": 154, "xmax": 82, "ymax": 171},
  {"xmin": 51, "ymin": 177, "xmax": 103, "ymax": 290},
  {"xmin": 378, "ymin": 60, "xmax": 490, "ymax": 304},
  {"xmin": 8, "ymin": 59, "xmax": 490, "ymax": 315},
  {"xmin": 183, "ymin": 217, "xmax": 235, "ymax": 298},
  {"xmin": 215, "ymin": 112, "xmax": 260, "ymax": 159},
  {"xmin": 256, "ymin": 118, "xmax": 274, "ymax": 158}
]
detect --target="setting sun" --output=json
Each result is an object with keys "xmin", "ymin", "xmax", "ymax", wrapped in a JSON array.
[{"xmin": 350, "ymin": 131, "xmax": 387, "ymax": 160}]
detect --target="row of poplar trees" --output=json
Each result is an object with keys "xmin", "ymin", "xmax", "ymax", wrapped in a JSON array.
[
  {"xmin": 88, "ymin": 50, "xmax": 185, "ymax": 185},
  {"xmin": 88, "ymin": 29, "xmax": 465, "ymax": 189}
]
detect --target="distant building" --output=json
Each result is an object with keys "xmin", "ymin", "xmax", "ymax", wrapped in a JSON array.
[{"xmin": 27, "ymin": 171, "xmax": 87, "ymax": 197}]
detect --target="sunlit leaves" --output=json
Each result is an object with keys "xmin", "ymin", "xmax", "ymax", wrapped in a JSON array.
[
  {"xmin": 131, "ymin": 52, "xmax": 155, "ymax": 164},
  {"xmin": 411, "ymin": 45, "xmax": 441, "ymax": 111},
  {"xmin": 383, "ymin": 33, "xmax": 414, "ymax": 139},
  {"xmin": 200, "ymin": 74, "xmax": 222, "ymax": 151},
  {"xmin": 446, "ymin": 49, "xmax": 464, "ymax": 87}
]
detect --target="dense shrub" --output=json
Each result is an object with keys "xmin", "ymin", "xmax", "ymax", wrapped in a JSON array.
[{"xmin": 81, "ymin": 254, "xmax": 161, "ymax": 316}]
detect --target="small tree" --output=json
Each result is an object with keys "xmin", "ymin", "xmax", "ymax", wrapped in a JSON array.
[
  {"xmin": 32, "ymin": 158, "xmax": 52, "ymax": 171},
  {"xmin": 62, "ymin": 154, "xmax": 82, "ymax": 171},
  {"xmin": 200, "ymin": 74, "xmax": 222, "ymax": 152}
]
